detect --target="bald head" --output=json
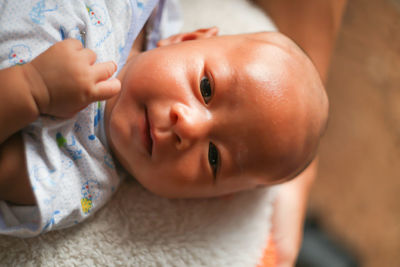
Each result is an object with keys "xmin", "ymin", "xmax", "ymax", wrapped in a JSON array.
[
  {"xmin": 235, "ymin": 32, "xmax": 329, "ymax": 183},
  {"xmin": 107, "ymin": 28, "xmax": 330, "ymax": 199}
]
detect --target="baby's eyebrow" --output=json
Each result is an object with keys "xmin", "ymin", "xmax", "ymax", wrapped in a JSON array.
[
  {"xmin": 233, "ymin": 143, "xmax": 248, "ymax": 177},
  {"xmin": 217, "ymin": 141, "xmax": 244, "ymax": 183}
]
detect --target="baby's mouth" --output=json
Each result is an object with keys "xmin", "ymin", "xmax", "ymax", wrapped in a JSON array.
[{"xmin": 144, "ymin": 107, "xmax": 153, "ymax": 156}]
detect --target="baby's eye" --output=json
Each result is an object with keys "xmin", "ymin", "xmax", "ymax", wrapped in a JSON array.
[
  {"xmin": 208, "ymin": 142, "xmax": 220, "ymax": 180},
  {"xmin": 200, "ymin": 76, "xmax": 213, "ymax": 104}
]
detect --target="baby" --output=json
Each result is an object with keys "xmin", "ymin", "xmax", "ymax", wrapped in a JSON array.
[
  {"xmin": 0, "ymin": 6, "xmax": 327, "ymax": 237},
  {"xmin": 0, "ymin": 28, "xmax": 327, "ymax": 236}
]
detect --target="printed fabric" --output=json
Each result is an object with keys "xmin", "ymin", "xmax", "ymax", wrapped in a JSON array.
[{"xmin": 0, "ymin": 0, "xmax": 160, "ymax": 237}]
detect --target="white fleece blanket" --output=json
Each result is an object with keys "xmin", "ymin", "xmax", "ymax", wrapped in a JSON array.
[{"xmin": 0, "ymin": 0, "xmax": 278, "ymax": 266}]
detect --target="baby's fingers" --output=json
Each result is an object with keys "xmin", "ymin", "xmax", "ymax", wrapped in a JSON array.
[
  {"xmin": 92, "ymin": 61, "xmax": 118, "ymax": 82},
  {"xmin": 92, "ymin": 78, "xmax": 121, "ymax": 101}
]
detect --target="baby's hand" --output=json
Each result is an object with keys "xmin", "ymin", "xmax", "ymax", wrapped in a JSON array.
[{"xmin": 25, "ymin": 39, "xmax": 121, "ymax": 118}]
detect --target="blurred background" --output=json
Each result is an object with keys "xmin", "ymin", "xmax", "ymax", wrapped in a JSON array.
[{"xmin": 307, "ymin": 0, "xmax": 400, "ymax": 266}]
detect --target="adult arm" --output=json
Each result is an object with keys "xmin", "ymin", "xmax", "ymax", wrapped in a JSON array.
[
  {"xmin": 269, "ymin": 158, "xmax": 317, "ymax": 266},
  {"xmin": 253, "ymin": 0, "xmax": 347, "ymax": 82}
]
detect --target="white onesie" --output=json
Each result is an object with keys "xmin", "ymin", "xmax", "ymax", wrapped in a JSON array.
[{"xmin": 0, "ymin": 0, "xmax": 179, "ymax": 238}]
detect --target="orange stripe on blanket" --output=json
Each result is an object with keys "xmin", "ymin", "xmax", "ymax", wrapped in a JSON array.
[{"xmin": 257, "ymin": 235, "xmax": 277, "ymax": 267}]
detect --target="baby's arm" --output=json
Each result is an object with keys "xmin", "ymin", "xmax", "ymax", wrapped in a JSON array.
[
  {"xmin": 0, "ymin": 62, "xmax": 39, "ymax": 144},
  {"xmin": 0, "ymin": 39, "xmax": 121, "ymax": 144},
  {"xmin": 0, "ymin": 39, "xmax": 121, "ymax": 205}
]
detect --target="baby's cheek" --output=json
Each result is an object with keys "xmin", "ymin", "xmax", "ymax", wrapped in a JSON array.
[
  {"xmin": 154, "ymin": 158, "xmax": 200, "ymax": 185},
  {"xmin": 175, "ymin": 158, "xmax": 204, "ymax": 183}
]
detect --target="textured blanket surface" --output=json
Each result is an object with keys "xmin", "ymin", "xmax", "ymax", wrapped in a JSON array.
[
  {"xmin": 0, "ymin": 180, "xmax": 276, "ymax": 266},
  {"xmin": 0, "ymin": 0, "xmax": 278, "ymax": 266}
]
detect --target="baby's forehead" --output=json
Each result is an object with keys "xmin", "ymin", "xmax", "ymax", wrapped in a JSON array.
[
  {"xmin": 220, "ymin": 86, "xmax": 312, "ymax": 183},
  {"xmin": 221, "ymin": 110, "xmax": 289, "ymax": 179},
  {"xmin": 206, "ymin": 33, "xmax": 321, "ymax": 182},
  {"xmin": 225, "ymin": 127, "xmax": 306, "ymax": 185},
  {"xmin": 224, "ymin": 141, "xmax": 285, "ymax": 186}
]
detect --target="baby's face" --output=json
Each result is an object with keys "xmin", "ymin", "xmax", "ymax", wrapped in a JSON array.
[{"xmin": 105, "ymin": 32, "xmax": 326, "ymax": 198}]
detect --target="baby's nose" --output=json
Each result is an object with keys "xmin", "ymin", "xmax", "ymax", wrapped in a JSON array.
[{"xmin": 170, "ymin": 103, "xmax": 211, "ymax": 150}]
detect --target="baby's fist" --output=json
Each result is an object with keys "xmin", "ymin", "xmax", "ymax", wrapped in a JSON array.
[{"xmin": 26, "ymin": 39, "xmax": 121, "ymax": 118}]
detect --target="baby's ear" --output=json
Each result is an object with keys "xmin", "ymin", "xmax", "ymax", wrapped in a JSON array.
[{"xmin": 157, "ymin": 27, "xmax": 219, "ymax": 47}]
